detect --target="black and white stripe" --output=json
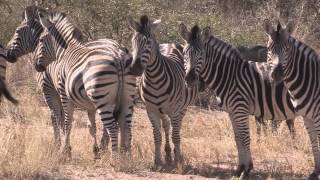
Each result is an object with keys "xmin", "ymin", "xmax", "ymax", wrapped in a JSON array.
[
  {"xmin": 128, "ymin": 15, "xmax": 199, "ymax": 168},
  {"xmin": 237, "ymin": 45, "xmax": 295, "ymax": 137},
  {"xmin": 5, "ymin": 7, "xmax": 117, "ymax": 158},
  {"xmin": 264, "ymin": 20, "xmax": 320, "ymax": 179},
  {"xmin": 179, "ymin": 24, "xmax": 297, "ymax": 177},
  {"xmin": 8, "ymin": 8, "xmax": 135, "ymax": 158},
  {"xmin": 34, "ymin": 11, "xmax": 136, "ymax": 157}
]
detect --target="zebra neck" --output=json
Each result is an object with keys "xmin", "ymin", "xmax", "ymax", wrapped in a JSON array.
[
  {"xmin": 145, "ymin": 45, "xmax": 164, "ymax": 78},
  {"xmin": 200, "ymin": 37, "xmax": 239, "ymax": 99},
  {"xmin": 54, "ymin": 40, "xmax": 83, "ymax": 67},
  {"xmin": 284, "ymin": 38, "xmax": 318, "ymax": 101},
  {"xmin": 31, "ymin": 21, "xmax": 44, "ymax": 52}
]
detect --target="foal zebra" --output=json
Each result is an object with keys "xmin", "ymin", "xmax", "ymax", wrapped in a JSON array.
[
  {"xmin": 237, "ymin": 45, "xmax": 295, "ymax": 137},
  {"xmin": 127, "ymin": 15, "xmax": 199, "ymax": 169},
  {"xmin": 179, "ymin": 24, "xmax": 297, "ymax": 177},
  {"xmin": 264, "ymin": 20, "xmax": 320, "ymax": 179}
]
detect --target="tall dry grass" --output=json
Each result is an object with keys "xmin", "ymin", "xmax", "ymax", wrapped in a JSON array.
[
  {"xmin": 0, "ymin": 101, "xmax": 313, "ymax": 179},
  {"xmin": 0, "ymin": 56, "xmax": 314, "ymax": 179}
]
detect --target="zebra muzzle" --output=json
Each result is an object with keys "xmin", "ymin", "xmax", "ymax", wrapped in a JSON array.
[
  {"xmin": 185, "ymin": 69, "xmax": 199, "ymax": 88},
  {"xmin": 5, "ymin": 50, "xmax": 18, "ymax": 63},
  {"xmin": 129, "ymin": 58, "xmax": 145, "ymax": 76},
  {"xmin": 271, "ymin": 64, "xmax": 284, "ymax": 82}
]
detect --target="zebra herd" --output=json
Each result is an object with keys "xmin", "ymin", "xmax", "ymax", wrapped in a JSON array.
[{"xmin": 1, "ymin": 5, "xmax": 320, "ymax": 179}]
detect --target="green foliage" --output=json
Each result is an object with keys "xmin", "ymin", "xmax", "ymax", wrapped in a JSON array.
[{"xmin": 1, "ymin": 0, "xmax": 320, "ymax": 50}]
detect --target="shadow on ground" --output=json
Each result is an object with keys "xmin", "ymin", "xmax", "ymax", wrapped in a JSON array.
[{"xmin": 145, "ymin": 161, "xmax": 307, "ymax": 179}]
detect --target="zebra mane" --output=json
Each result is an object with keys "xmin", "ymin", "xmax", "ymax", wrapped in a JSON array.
[
  {"xmin": 289, "ymin": 37, "xmax": 320, "ymax": 61},
  {"xmin": 48, "ymin": 12, "xmax": 83, "ymax": 42},
  {"xmin": 209, "ymin": 35, "xmax": 243, "ymax": 60},
  {"xmin": 23, "ymin": 6, "xmax": 46, "ymax": 22}
]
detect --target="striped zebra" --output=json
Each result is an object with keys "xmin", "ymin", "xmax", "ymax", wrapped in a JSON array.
[
  {"xmin": 237, "ymin": 45, "xmax": 295, "ymax": 138},
  {"xmin": 5, "ymin": 7, "xmax": 119, "ymax": 158},
  {"xmin": 127, "ymin": 15, "xmax": 199, "ymax": 169},
  {"xmin": 178, "ymin": 24, "xmax": 298, "ymax": 177},
  {"xmin": 264, "ymin": 20, "xmax": 320, "ymax": 179},
  {"xmin": 10, "ymin": 9, "xmax": 136, "ymax": 158},
  {"xmin": 0, "ymin": 44, "xmax": 18, "ymax": 104}
]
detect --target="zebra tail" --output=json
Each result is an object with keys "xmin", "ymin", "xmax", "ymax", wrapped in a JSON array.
[{"xmin": 0, "ymin": 79, "xmax": 18, "ymax": 105}]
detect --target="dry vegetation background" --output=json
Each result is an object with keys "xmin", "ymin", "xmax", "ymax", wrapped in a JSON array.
[{"xmin": 0, "ymin": 0, "xmax": 320, "ymax": 179}]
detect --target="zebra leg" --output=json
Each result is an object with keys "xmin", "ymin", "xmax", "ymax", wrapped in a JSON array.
[
  {"xmin": 161, "ymin": 114, "xmax": 172, "ymax": 165},
  {"xmin": 147, "ymin": 110, "xmax": 163, "ymax": 169},
  {"xmin": 285, "ymin": 119, "xmax": 296, "ymax": 139},
  {"xmin": 97, "ymin": 104, "xmax": 119, "ymax": 156},
  {"xmin": 170, "ymin": 112, "xmax": 184, "ymax": 169},
  {"xmin": 87, "ymin": 110, "xmax": 100, "ymax": 159},
  {"xmin": 304, "ymin": 118, "xmax": 320, "ymax": 179},
  {"xmin": 100, "ymin": 127, "xmax": 109, "ymax": 153},
  {"xmin": 46, "ymin": 96, "xmax": 63, "ymax": 148},
  {"xmin": 41, "ymin": 83, "xmax": 64, "ymax": 148},
  {"xmin": 61, "ymin": 100, "xmax": 74, "ymax": 160},
  {"xmin": 118, "ymin": 103, "xmax": 134, "ymax": 154},
  {"xmin": 230, "ymin": 113, "xmax": 253, "ymax": 177}
]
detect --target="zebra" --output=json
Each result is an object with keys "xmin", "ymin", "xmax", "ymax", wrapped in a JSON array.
[
  {"xmin": 264, "ymin": 20, "xmax": 320, "ymax": 179},
  {"xmin": 237, "ymin": 45, "xmax": 296, "ymax": 138},
  {"xmin": 127, "ymin": 15, "xmax": 199, "ymax": 169},
  {"xmin": 10, "ymin": 9, "xmax": 136, "ymax": 158},
  {"xmin": 178, "ymin": 24, "xmax": 298, "ymax": 178},
  {"xmin": 0, "ymin": 44, "xmax": 18, "ymax": 104},
  {"xmin": 5, "ymin": 6, "xmax": 120, "ymax": 158}
]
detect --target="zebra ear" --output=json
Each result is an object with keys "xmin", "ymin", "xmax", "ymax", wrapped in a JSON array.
[
  {"xmin": 201, "ymin": 26, "xmax": 211, "ymax": 41},
  {"xmin": 38, "ymin": 10, "xmax": 53, "ymax": 29},
  {"xmin": 263, "ymin": 19, "xmax": 274, "ymax": 36},
  {"xmin": 24, "ymin": 11, "xmax": 29, "ymax": 21},
  {"xmin": 286, "ymin": 21, "xmax": 296, "ymax": 35},
  {"xmin": 127, "ymin": 16, "xmax": 141, "ymax": 32},
  {"xmin": 179, "ymin": 23, "xmax": 189, "ymax": 41}
]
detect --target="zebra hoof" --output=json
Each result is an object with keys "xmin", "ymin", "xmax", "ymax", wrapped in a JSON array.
[
  {"xmin": 61, "ymin": 146, "xmax": 72, "ymax": 161},
  {"xmin": 176, "ymin": 161, "xmax": 184, "ymax": 174},
  {"xmin": 235, "ymin": 164, "xmax": 245, "ymax": 177},
  {"xmin": 165, "ymin": 146, "xmax": 172, "ymax": 165},
  {"xmin": 165, "ymin": 155, "xmax": 173, "ymax": 165},
  {"xmin": 309, "ymin": 172, "xmax": 320, "ymax": 180},
  {"xmin": 93, "ymin": 146, "xmax": 101, "ymax": 159},
  {"xmin": 152, "ymin": 160, "xmax": 164, "ymax": 172},
  {"xmin": 241, "ymin": 163, "xmax": 253, "ymax": 179},
  {"xmin": 235, "ymin": 163, "xmax": 253, "ymax": 178}
]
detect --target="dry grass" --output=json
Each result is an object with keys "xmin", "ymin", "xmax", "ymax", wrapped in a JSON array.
[
  {"xmin": 0, "ymin": 58, "xmax": 314, "ymax": 179},
  {"xmin": 0, "ymin": 95, "xmax": 313, "ymax": 179}
]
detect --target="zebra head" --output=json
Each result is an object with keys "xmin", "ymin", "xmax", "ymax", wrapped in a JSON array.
[
  {"xmin": 264, "ymin": 19, "xmax": 296, "ymax": 83},
  {"xmin": 127, "ymin": 15, "xmax": 161, "ymax": 76},
  {"xmin": 34, "ymin": 30, "xmax": 55, "ymax": 72},
  {"xmin": 6, "ymin": 6, "xmax": 45, "ymax": 63},
  {"xmin": 34, "ymin": 10, "xmax": 68, "ymax": 72},
  {"xmin": 179, "ymin": 24, "xmax": 210, "ymax": 87}
]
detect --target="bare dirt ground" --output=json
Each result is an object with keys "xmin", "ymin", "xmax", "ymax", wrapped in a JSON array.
[{"xmin": 0, "ymin": 101, "xmax": 313, "ymax": 179}]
